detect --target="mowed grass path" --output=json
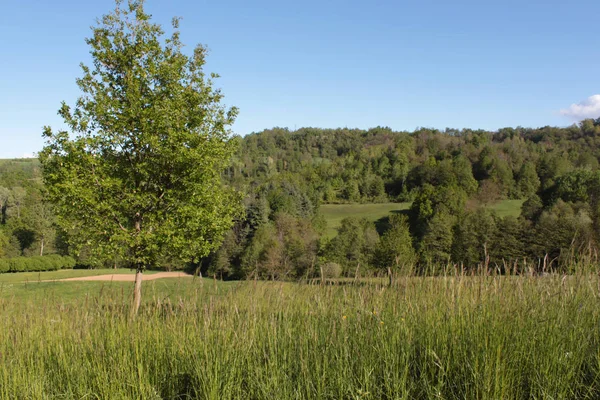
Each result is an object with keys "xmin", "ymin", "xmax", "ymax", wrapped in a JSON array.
[{"xmin": 321, "ymin": 199, "xmax": 524, "ymax": 237}]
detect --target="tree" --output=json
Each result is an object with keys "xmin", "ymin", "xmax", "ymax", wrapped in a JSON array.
[
  {"xmin": 241, "ymin": 223, "xmax": 282, "ymax": 279},
  {"xmin": 25, "ymin": 203, "xmax": 55, "ymax": 256},
  {"xmin": 517, "ymin": 162, "xmax": 540, "ymax": 198},
  {"xmin": 374, "ymin": 214, "xmax": 416, "ymax": 282},
  {"xmin": 452, "ymin": 155, "xmax": 478, "ymax": 195},
  {"xmin": 8, "ymin": 187, "xmax": 26, "ymax": 220},
  {"xmin": 39, "ymin": 0, "xmax": 242, "ymax": 316},
  {"xmin": 451, "ymin": 209, "xmax": 496, "ymax": 268},
  {"xmin": 521, "ymin": 195, "xmax": 543, "ymax": 221},
  {"xmin": 325, "ymin": 217, "xmax": 379, "ymax": 274},
  {"xmin": 419, "ymin": 212, "xmax": 455, "ymax": 269},
  {"xmin": 0, "ymin": 230, "xmax": 9, "ymax": 258},
  {"xmin": 0, "ymin": 187, "xmax": 9, "ymax": 224}
]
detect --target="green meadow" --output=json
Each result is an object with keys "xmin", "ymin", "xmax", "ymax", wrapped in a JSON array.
[
  {"xmin": 0, "ymin": 270, "xmax": 188, "ymax": 302},
  {"xmin": 1, "ymin": 270, "xmax": 599, "ymax": 399},
  {"xmin": 320, "ymin": 203, "xmax": 412, "ymax": 237},
  {"xmin": 487, "ymin": 199, "xmax": 525, "ymax": 218},
  {"xmin": 0, "ymin": 268, "xmax": 161, "ymax": 284}
]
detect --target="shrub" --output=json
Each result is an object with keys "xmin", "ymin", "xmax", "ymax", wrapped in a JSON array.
[
  {"xmin": 321, "ymin": 262, "xmax": 342, "ymax": 279},
  {"xmin": 0, "ymin": 259, "xmax": 8, "ymax": 273},
  {"xmin": 0, "ymin": 255, "xmax": 77, "ymax": 273}
]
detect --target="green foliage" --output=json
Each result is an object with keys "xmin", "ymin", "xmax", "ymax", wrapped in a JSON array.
[
  {"xmin": 551, "ymin": 169, "xmax": 598, "ymax": 204},
  {"xmin": 320, "ymin": 262, "xmax": 342, "ymax": 278},
  {"xmin": 452, "ymin": 209, "xmax": 496, "ymax": 267},
  {"xmin": 410, "ymin": 184, "xmax": 467, "ymax": 240},
  {"xmin": 538, "ymin": 153, "xmax": 573, "ymax": 191},
  {"xmin": 240, "ymin": 213, "xmax": 318, "ymax": 279},
  {"xmin": 521, "ymin": 194, "xmax": 543, "ymax": 221},
  {"xmin": 374, "ymin": 214, "xmax": 416, "ymax": 272},
  {"xmin": 0, "ymin": 230, "xmax": 8, "ymax": 258},
  {"xmin": 517, "ymin": 161, "xmax": 541, "ymax": 197},
  {"xmin": 453, "ymin": 155, "xmax": 479, "ymax": 195},
  {"xmin": 489, "ymin": 216, "xmax": 527, "ymax": 266},
  {"xmin": 0, "ymin": 255, "xmax": 76, "ymax": 273},
  {"xmin": 419, "ymin": 212, "xmax": 455, "ymax": 266},
  {"xmin": 7, "ymin": 106, "xmax": 600, "ymax": 275},
  {"xmin": 39, "ymin": 0, "xmax": 242, "ymax": 271},
  {"xmin": 325, "ymin": 217, "xmax": 379, "ymax": 273},
  {"xmin": 529, "ymin": 201, "xmax": 594, "ymax": 268}
]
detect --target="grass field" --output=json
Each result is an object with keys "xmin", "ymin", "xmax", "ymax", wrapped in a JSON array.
[
  {"xmin": 320, "ymin": 202, "xmax": 411, "ymax": 237},
  {"xmin": 0, "ymin": 269, "xmax": 599, "ymax": 399},
  {"xmin": 0, "ymin": 274, "xmax": 220, "ymax": 303},
  {"xmin": 487, "ymin": 199, "xmax": 525, "ymax": 218},
  {"xmin": 0, "ymin": 269, "xmax": 197, "ymax": 302},
  {"xmin": 0, "ymin": 268, "xmax": 166, "ymax": 284},
  {"xmin": 321, "ymin": 200, "xmax": 524, "ymax": 237}
]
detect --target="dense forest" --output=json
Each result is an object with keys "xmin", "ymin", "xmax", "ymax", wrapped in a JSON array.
[{"xmin": 2, "ymin": 118, "xmax": 600, "ymax": 277}]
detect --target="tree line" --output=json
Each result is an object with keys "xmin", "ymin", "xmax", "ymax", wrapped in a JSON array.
[
  {"xmin": 207, "ymin": 119, "xmax": 600, "ymax": 278},
  {"xmin": 2, "ymin": 119, "xmax": 600, "ymax": 276}
]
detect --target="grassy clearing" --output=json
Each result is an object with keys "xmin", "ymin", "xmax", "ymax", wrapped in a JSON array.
[
  {"xmin": 321, "ymin": 200, "xmax": 523, "ymax": 237},
  {"xmin": 321, "ymin": 203, "xmax": 411, "ymax": 237},
  {"xmin": 0, "ymin": 268, "xmax": 163, "ymax": 284},
  {"xmin": 0, "ymin": 274, "xmax": 208, "ymax": 302},
  {"xmin": 1, "ymin": 274, "xmax": 599, "ymax": 399},
  {"xmin": 487, "ymin": 199, "xmax": 525, "ymax": 218}
]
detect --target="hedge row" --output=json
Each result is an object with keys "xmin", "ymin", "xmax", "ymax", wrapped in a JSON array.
[{"xmin": 0, "ymin": 255, "xmax": 76, "ymax": 273}]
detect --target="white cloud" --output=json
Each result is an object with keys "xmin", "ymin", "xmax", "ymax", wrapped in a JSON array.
[
  {"xmin": 560, "ymin": 94, "xmax": 600, "ymax": 120},
  {"xmin": 21, "ymin": 152, "xmax": 36, "ymax": 159}
]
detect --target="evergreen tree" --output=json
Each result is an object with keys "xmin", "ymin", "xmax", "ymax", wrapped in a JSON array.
[{"xmin": 374, "ymin": 214, "xmax": 416, "ymax": 274}]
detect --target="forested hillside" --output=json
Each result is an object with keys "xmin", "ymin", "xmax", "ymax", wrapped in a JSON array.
[
  {"xmin": 2, "ymin": 118, "xmax": 600, "ymax": 277},
  {"xmin": 214, "ymin": 119, "xmax": 600, "ymax": 278},
  {"xmin": 0, "ymin": 159, "xmax": 59, "ymax": 256}
]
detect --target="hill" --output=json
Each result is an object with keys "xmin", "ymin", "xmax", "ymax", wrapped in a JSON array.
[{"xmin": 2, "ymin": 119, "xmax": 600, "ymax": 277}]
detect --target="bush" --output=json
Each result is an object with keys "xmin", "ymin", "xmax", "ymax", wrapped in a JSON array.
[
  {"xmin": 321, "ymin": 262, "xmax": 342, "ymax": 279},
  {"xmin": 0, "ymin": 255, "xmax": 77, "ymax": 273},
  {"xmin": 0, "ymin": 259, "xmax": 8, "ymax": 273}
]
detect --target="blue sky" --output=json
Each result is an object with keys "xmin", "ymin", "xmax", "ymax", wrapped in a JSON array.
[{"xmin": 1, "ymin": 0, "xmax": 599, "ymax": 158}]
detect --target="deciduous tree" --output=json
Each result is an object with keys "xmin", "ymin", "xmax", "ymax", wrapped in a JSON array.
[{"xmin": 40, "ymin": 0, "xmax": 242, "ymax": 316}]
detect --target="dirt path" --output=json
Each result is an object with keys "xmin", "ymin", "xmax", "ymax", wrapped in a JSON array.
[{"xmin": 43, "ymin": 272, "xmax": 193, "ymax": 282}]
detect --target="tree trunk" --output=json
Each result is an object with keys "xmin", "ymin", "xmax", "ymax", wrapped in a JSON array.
[
  {"xmin": 354, "ymin": 263, "xmax": 360, "ymax": 284},
  {"xmin": 320, "ymin": 265, "xmax": 325, "ymax": 286},
  {"xmin": 39, "ymin": 237, "xmax": 44, "ymax": 257},
  {"xmin": 131, "ymin": 269, "xmax": 143, "ymax": 318},
  {"xmin": 387, "ymin": 266, "xmax": 393, "ymax": 287}
]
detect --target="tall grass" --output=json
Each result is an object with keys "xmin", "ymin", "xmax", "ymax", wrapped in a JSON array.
[{"xmin": 1, "ymin": 274, "xmax": 599, "ymax": 399}]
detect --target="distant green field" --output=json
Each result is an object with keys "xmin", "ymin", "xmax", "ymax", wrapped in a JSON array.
[
  {"xmin": 487, "ymin": 199, "xmax": 525, "ymax": 218},
  {"xmin": 320, "ymin": 203, "xmax": 411, "ymax": 237},
  {"xmin": 321, "ymin": 199, "xmax": 524, "ymax": 237}
]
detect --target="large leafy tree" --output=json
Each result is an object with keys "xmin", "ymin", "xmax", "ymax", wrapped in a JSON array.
[{"xmin": 40, "ymin": 0, "xmax": 242, "ymax": 315}]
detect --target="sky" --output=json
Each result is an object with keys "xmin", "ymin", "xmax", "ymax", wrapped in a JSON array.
[{"xmin": 1, "ymin": 0, "xmax": 599, "ymax": 158}]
